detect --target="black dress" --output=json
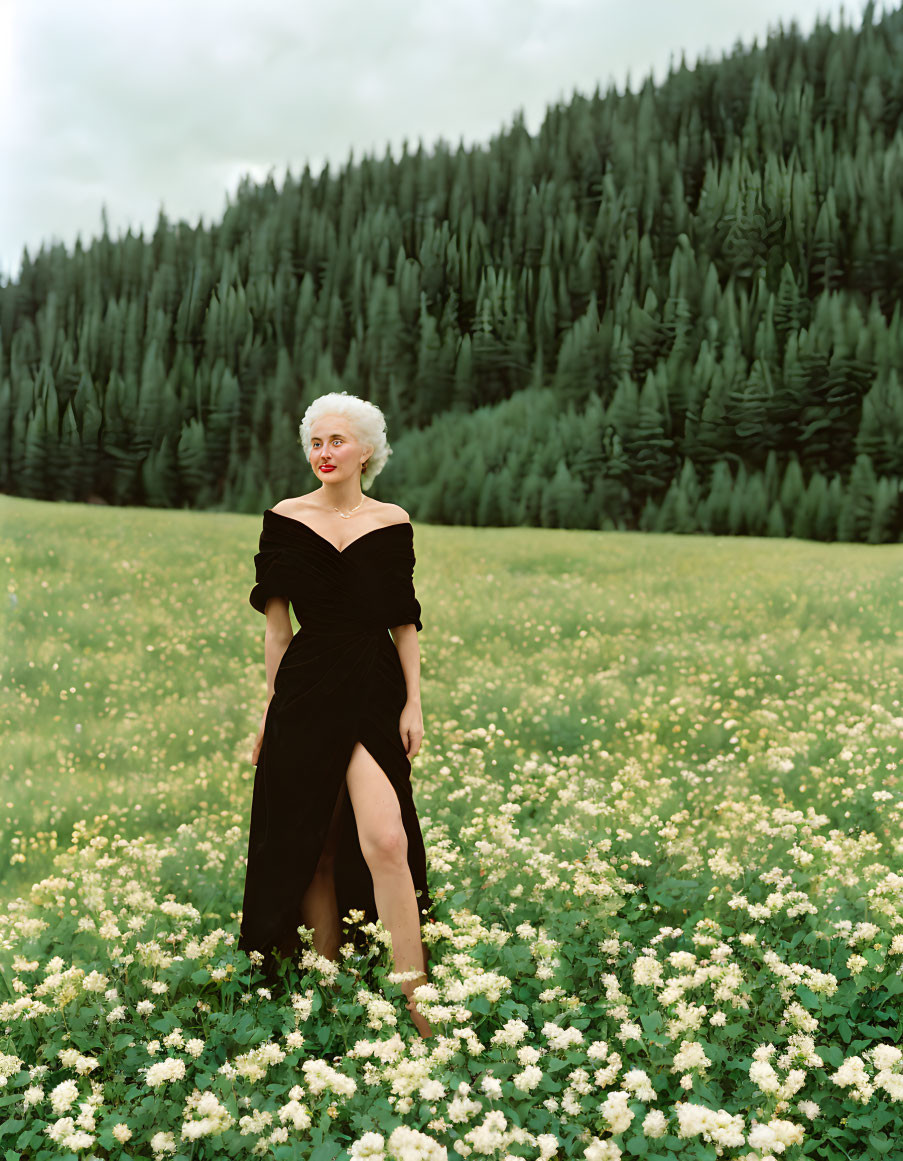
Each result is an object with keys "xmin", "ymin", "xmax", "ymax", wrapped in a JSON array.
[{"xmin": 237, "ymin": 508, "xmax": 433, "ymax": 981}]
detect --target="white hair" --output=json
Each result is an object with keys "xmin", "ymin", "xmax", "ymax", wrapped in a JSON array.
[{"xmin": 298, "ymin": 392, "xmax": 392, "ymax": 492}]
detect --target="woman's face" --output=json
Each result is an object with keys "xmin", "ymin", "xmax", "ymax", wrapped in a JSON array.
[{"xmin": 309, "ymin": 414, "xmax": 370, "ymax": 484}]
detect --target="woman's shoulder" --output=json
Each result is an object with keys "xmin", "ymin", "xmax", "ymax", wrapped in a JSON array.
[
  {"xmin": 376, "ymin": 501, "xmax": 411, "ymax": 526},
  {"xmin": 270, "ymin": 496, "xmax": 320, "ymax": 519}
]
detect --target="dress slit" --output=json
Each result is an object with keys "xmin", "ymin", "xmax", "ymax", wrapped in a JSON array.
[
  {"xmin": 332, "ymin": 731, "xmax": 432, "ymax": 977},
  {"xmin": 344, "ymin": 738, "xmax": 410, "ymax": 858}
]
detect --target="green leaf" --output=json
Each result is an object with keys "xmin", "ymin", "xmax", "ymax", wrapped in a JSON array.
[
  {"xmin": 868, "ymin": 1132, "xmax": 894, "ymax": 1154},
  {"xmin": 821, "ymin": 1044, "xmax": 845, "ymax": 1067},
  {"xmin": 308, "ymin": 1142, "xmax": 344, "ymax": 1161}
]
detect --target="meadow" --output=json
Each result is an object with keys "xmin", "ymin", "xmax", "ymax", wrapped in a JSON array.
[{"xmin": 1, "ymin": 494, "xmax": 901, "ymax": 1161}]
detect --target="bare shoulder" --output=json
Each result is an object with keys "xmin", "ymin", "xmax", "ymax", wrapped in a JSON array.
[
  {"xmin": 378, "ymin": 501, "xmax": 411, "ymax": 526},
  {"xmin": 271, "ymin": 496, "xmax": 322, "ymax": 518}
]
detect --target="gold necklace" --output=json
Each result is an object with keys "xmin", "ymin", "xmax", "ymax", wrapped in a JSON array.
[{"xmin": 333, "ymin": 497, "xmax": 365, "ymax": 519}]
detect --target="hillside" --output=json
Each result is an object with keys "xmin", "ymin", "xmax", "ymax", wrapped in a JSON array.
[{"xmin": 1, "ymin": 3, "xmax": 902, "ymax": 540}]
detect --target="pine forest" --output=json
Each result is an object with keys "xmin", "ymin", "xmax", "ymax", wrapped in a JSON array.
[{"xmin": 1, "ymin": 2, "xmax": 902, "ymax": 542}]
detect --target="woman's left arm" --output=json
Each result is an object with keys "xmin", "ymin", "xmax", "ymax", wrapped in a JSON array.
[{"xmin": 390, "ymin": 623, "xmax": 423, "ymax": 758}]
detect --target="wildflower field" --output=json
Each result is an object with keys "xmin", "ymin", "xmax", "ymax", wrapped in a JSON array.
[{"xmin": 1, "ymin": 495, "xmax": 901, "ymax": 1161}]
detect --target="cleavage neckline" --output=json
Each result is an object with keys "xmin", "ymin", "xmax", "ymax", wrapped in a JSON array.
[{"xmin": 264, "ymin": 508, "xmax": 411, "ymax": 554}]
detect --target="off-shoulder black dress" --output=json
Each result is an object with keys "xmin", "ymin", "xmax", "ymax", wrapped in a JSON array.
[{"xmin": 238, "ymin": 508, "xmax": 433, "ymax": 980}]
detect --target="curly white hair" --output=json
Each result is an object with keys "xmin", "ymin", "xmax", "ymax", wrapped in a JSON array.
[{"xmin": 298, "ymin": 392, "xmax": 393, "ymax": 491}]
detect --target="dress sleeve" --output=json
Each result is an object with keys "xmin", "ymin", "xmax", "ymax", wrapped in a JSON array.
[
  {"xmin": 385, "ymin": 526, "xmax": 423, "ymax": 633},
  {"xmin": 248, "ymin": 524, "xmax": 295, "ymax": 615}
]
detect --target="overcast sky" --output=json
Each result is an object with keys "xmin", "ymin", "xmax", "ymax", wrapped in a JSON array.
[{"xmin": 0, "ymin": 0, "xmax": 873, "ymax": 282}]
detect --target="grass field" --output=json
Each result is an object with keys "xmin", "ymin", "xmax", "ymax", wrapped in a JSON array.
[{"xmin": 1, "ymin": 494, "xmax": 901, "ymax": 1160}]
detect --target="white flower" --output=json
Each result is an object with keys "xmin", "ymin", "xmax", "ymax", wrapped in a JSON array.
[
  {"xmin": 748, "ymin": 1118, "xmax": 805, "ymax": 1150},
  {"xmin": 49, "ymin": 1079, "xmax": 79, "ymax": 1114},
  {"xmin": 601, "ymin": 1090, "xmax": 634, "ymax": 1135},
  {"xmin": 489, "ymin": 1019, "xmax": 530, "ymax": 1047},
  {"xmin": 676, "ymin": 1102, "xmax": 745, "ymax": 1147},
  {"xmin": 23, "ymin": 1085, "xmax": 44, "ymax": 1107},
  {"xmin": 145, "ymin": 1058, "xmax": 186, "ymax": 1088},
  {"xmin": 150, "ymin": 1129, "xmax": 177, "ymax": 1156},
  {"xmin": 616, "ymin": 1021, "xmax": 643, "ymax": 1044},
  {"xmin": 350, "ymin": 1131, "xmax": 386, "ymax": 1158},
  {"xmin": 750, "ymin": 1059, "xmax": 781, "ymax": 1095},
  {"xmin": 480, "ymin": 1074, "xmax": 503, "ymax": 1098},
  {"xmin": 542, "ymin": 1021, "xmax": 584, "ymax": 1051},
  {"xmin": 583, "ymin": 1137, "xmax": 623, "ymax": 1160},
  {"xmin": 632, "ymin": 956, "xmax": 662, "ymax": 986},
  {"xmin": 871, "ymin": 1044, "xmax": 902, "ymax": 1071},
  {"xmin": 672, "ymin": 1041, "xmax": 710, "ymax": 1073},
  {"xmin": 622, "ymin": 1069, "xmax": 655, "ymax": 1102},
  {"xmin": 181, "ymin": 1090, "xmax": 235, "ymax": 1139},
  {"xmin": 301, "ymin": 1058, "xmax": 356, "ymax": 1097},
  {"xmin": 831, "ymin": 1056, "xmax": 874, "ymax": 1102},
  {"xmin": 876, "ymin": 1070, "xmax": 903, "ymax": 1101},
  {"xmin": 513, "ymin": 1064, "xmax": 542, "ymax": 1093},
  {"xmin": 279, "ymin": 1098, "xmax": 312, "ymax": 1131}
]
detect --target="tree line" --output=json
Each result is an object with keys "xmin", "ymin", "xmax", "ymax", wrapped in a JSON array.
[{"xmin": 1, "ymin": 1, "xmax": 901, "ymax": 541}]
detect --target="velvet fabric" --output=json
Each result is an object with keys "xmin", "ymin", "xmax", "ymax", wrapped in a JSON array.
[{"xmin": 237, "ymin": 508, "xmax": 432, "ymax": 981}]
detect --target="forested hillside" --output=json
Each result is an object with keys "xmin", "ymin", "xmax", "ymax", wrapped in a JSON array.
[{"xmin": 1, "ymin": 3, "xmax": 902, "ymax": 540}]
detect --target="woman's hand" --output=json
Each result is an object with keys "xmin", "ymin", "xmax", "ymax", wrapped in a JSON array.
[
  {"xmin": 251, "ymin": 701, "xmax": 270, "ymax": 765},
  {"xmin": 400, "ymin": 699, "xmax": 423, "ymax": 759}
]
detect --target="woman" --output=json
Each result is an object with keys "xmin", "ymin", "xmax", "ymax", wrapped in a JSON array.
[{"xmin": 237, "ymin": 392, "xmax": 434, "ymax": 1038}]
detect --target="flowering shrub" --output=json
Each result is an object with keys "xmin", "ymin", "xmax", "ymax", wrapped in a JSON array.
[{"xmin": 1, "ymin": 507, "xmax": 901, "ymax": 1158}]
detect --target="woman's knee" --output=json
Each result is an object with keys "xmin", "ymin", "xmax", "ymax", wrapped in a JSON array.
[{"xmin": 363, "ymin": 826, "xmax": 408, "ymax": 868}]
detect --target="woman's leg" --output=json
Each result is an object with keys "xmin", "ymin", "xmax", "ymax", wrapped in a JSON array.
[
  {"xmin": 345, "ymin": 741, "xmax": 432, "ymax": 1036},
  {"xmin": 298, "ymin": 784, "xmax": 346, "ymax": 962}
]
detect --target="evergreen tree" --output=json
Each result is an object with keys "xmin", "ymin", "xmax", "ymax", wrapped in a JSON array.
[{"xmin": 1, "ymin": 4, "xmax": 901, "ymax": 541}]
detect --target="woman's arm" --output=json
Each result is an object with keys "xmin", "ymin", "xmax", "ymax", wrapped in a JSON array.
[
  {"xmin": 391, "ymin": 623, "xmax": 423, "ymax": 758},
  {"xmin": 264, "ymin": 597, "xmax": 294, "ymax": 700}
]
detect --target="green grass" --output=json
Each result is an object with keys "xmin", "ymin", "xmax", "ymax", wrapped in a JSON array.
[{"xmin": 1, "ymin": 494, "xmax": 901, "ymax": 1160}]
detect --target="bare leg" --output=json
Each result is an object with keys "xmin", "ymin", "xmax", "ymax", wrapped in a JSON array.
[
  {"xmin": 298, "ymin": 783, "xmax": 346, "ymax": 962},
  {"xmin": 345, "ymin": 741, "xmax": 433, "ymax": 1037},
  {"xmin": 299, "ymin": 861, "xmax": 341, "ymax": 961}
]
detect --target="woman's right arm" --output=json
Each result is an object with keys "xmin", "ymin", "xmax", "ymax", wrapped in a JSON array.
[{"xmin": 263, "ymin": 597, "xmax": 294, "ymax": 700}]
